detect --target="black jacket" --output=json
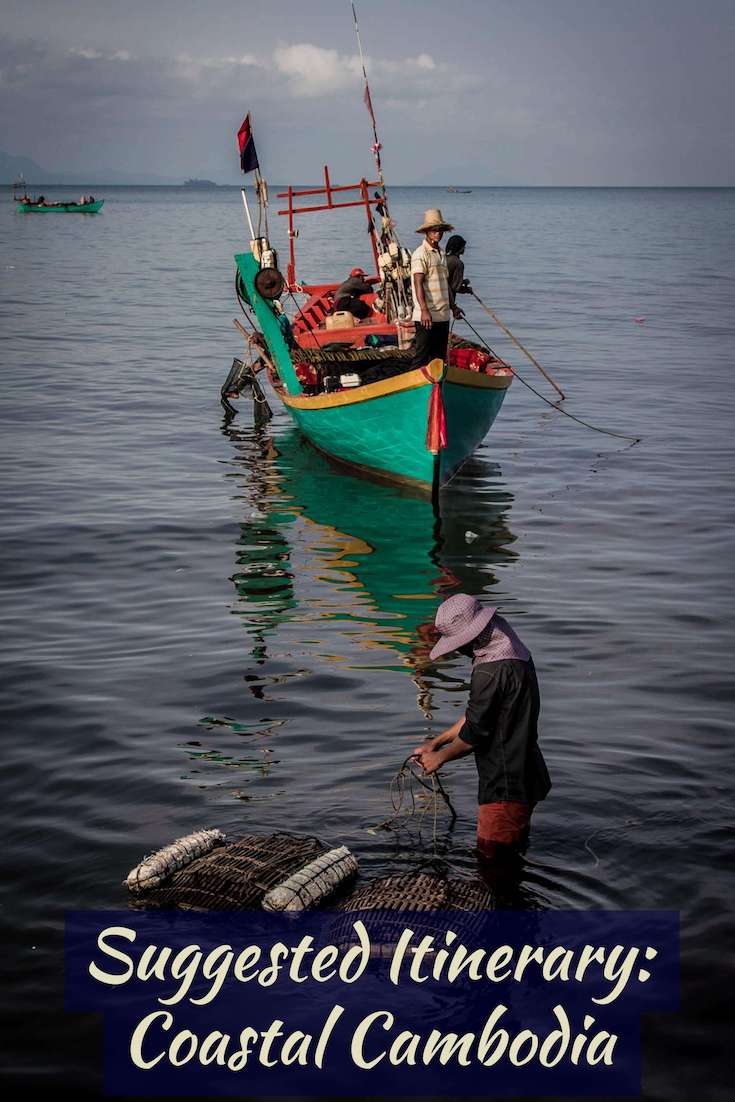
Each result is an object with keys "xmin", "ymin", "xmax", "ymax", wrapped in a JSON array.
[
  {"xmin": 459, "ymin": 659, "xmax": 552, "ymax": 805},
  {"xmin": 447, "ymin": 253, "xmax": 465, "ymax": 307},
  {"xmin": 332, "ymin": 275, "xmax": 373, "ymax": 306}
]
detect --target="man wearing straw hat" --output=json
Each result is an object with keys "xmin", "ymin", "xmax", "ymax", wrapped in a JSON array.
[
  {"xmin": 413, "ymin": 594, "xmax": 552, "ymax": 857},
  {"xmin": 409, "ymin": 209, "xmax": 463, "ymax": 369}
]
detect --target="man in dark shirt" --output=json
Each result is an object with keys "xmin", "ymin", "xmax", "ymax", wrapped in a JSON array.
[
  {"xmin": 414, "ymin": 593, "xmax": 551, "ymax": 856},
  {"xmin": 445, "ymin": 235, "xmax": 471, "ymax": 314},
  {"xmin": 331, "ymin": 267, "xmax": 377, "ymax": 320}
]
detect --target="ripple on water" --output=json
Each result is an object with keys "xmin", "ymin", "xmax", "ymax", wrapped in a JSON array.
[{"xmin": 2, "ymin": 185, "xmax": 734, "ymax": 1096}]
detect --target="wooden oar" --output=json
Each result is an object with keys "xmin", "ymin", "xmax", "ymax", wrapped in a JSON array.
[{"xmin": 470, "ymin": 292, "xmax": 566, "ymax": 401}]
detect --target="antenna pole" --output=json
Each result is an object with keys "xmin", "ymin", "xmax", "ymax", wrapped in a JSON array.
[
  {"xmin": 350, "ymin": 1, "xmax": 386, "ymax": 196},
  {"xmin": 240, "ymin": 188, "xmax": 255, "ymax": 240}
]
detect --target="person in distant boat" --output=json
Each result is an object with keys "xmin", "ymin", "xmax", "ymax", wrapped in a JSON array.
[
  {"xmin": 331, "ymin": 267, "xmax": 377, "ymax": 320},
  {"xmin": 445, "ymin": 234, "xmax": 472, "ymax": 315},
  {"xmin": 413, "ymin": 593, "xmax": 551, "ymax": 859},
  {"xmin": 409, "ymin": 209, "xmax": 463, "ymax": 368}
]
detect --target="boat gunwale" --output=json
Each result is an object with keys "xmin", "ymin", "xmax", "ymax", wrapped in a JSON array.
[{"xmin": 282, "ymin": 364, "xmax": 512, "ymax": 410}]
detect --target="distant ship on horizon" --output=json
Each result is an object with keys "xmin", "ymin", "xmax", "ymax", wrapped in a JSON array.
[{"xmin": 182, "ymin": 178, "xmax": 218, "ymax": 188}]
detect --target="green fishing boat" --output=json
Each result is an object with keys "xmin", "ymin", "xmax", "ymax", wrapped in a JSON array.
[
  {"xmin": 231, "ymin": 167, "xmax": 512, "ymax": 496},
  {"xmin": 17, "ymin": 198, "xmax": 104, "ymax": 213},
  {"xmin": 229, "ymin": 26, "xmax": 512, "ymax": 497}
]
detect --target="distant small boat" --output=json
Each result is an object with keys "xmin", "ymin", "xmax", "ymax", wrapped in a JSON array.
[
  {"xmin": 447, "ymin": 187, "xmax": 472, "ymax": 194},
  {"xmin": 16, "ymin": 198, "xmax": 104, "ymax": 213}
]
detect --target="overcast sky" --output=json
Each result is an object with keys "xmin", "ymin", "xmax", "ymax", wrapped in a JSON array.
[{"xmin": 1, "ymin": 0, "xmax": 733, "ymax": 184}]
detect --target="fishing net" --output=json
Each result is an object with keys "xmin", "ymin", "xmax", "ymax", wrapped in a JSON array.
[
  {"xmin": 291, "ymin": 345, "xmax": 412, "ymax": 364},
  {"xmin": 290, "ymin": 333, "xmax": 478, "ymax": 366}
]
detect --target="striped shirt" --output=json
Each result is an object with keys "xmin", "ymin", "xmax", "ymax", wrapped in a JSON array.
[{"xmin": 411, "ymin": 240, "xmax": 450, "ymax": 322}]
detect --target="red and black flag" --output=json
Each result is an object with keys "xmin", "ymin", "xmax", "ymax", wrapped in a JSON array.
[{"xmin": 237, "ymin": 114, "xmax": 259, "ymax": 174}]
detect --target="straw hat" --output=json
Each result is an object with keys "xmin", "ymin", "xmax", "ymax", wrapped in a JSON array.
[
  {"xmin": 429, "ymin": 593, "xmax": 496, "ymax": 661},
  {"xmin": 415, "ymin": 208, "xmax": 454, "ymax": 234}
]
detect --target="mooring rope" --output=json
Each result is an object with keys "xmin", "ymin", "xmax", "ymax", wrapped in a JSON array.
[
  {"xmin": 461, "ymin": 315, "xmax": 641, "ymax": 444},
  {"xmin": 470, "ymin": 292, "xmax": 566, "ymax": 399}
]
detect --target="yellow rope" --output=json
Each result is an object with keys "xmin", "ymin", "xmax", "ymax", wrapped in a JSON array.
[{"xmin": 471, "ymin": 292, "xmax": 566, "ymax": 400}]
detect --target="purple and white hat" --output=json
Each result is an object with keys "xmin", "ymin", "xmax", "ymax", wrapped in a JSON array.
[{"xmin": 429, "ymin": 593, "xmax": 496, "ymax": 661}]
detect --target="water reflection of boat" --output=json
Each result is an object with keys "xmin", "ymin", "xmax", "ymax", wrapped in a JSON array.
[{"xmin": 223, "ymin": 420, "xmax": 517, "ymax": 691}]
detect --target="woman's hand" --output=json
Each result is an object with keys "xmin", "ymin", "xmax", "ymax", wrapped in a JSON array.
[
  {"xmin": 413, "ymin": 731, "xmax": 451, "ymax": 758},
  {"xmin": 415, "ymin": 748, "xmax": 444, "ymax": 775}
]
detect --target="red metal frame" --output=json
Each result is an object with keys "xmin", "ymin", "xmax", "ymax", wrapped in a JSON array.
[{"xmin": 277, "ymin": 166, "xmax": 383, "ymax": 289}]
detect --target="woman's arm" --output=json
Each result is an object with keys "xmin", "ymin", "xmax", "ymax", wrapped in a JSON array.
[
  {"xmin": 414, "ymin": 715, "xmax": 466, "ymax": 757},
  {"xmin": 414, "ymin": 732, "xmax": 474, "ymax": 775}
]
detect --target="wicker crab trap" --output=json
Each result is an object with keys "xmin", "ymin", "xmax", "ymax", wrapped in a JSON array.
[
  {"xmin": 125, "ymin": 831, "xmax": 357, "ymax": 912},
  {"xmin": 326, "ymin": 871, "xmax": 495, "ymax": 955},
  {"xmin": 125, "ymin": 830, "xmax": 496, "ymax": 919}
]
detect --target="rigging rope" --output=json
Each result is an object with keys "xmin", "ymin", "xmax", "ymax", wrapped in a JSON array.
[
  {"xmin": 351, "ymin": 1, "xmax": 384, "ymax": 184},
  {"xmin": 370, "ymin": 755, "xmax": 458, "ymax": 848},
  {"xmin": 471, "ymin": 291, "xmax": 566, "ymax": 400},
  {"xmin": 350, "ymin": 2, "xmax": 415, "ymax": 321},
  {"xmin": 461, "ymin": 315, "xmax": 641, "ymax": 444}
]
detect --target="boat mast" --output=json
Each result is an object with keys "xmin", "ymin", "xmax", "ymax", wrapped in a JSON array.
[
  {"xmin": 350, "ymin": 2, "xmax": 386, "ymax": 203},
  {"xmin": 350, "ymin": 1, "xmax": 411, "ymax": 320}
]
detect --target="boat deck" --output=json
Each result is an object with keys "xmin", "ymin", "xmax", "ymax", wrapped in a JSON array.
[{"xmin": 292, "ymin": 284, "xmax": 398, "ymax": 349}]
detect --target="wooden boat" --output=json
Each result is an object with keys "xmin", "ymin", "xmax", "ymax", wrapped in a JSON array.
[
  {"xmin": 447, "ymin": 187, "xmax": 472, "ymax": 194},
  {"xmin": 233, "ymin": 169, "xmax": 512, "ymax": 496},
  {"xmin": 17, "ymin": 198, "xmax": 104, "ymax": 213}
]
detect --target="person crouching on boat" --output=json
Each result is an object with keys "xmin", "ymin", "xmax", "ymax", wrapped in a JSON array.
[
  {"xmin": 413, "ymin": 593, "xmax": 552, "ymax": 859},
  {"xmin": 410, "ymin": 209, "xmax": 463, "ymax": 369},
  {"xmin": 445, "ymin": 234, "xmax": 472, "ymax": 317},
  {"xmin": 331, "ymin": 267, "xmax": 377, "ymax": 320}
]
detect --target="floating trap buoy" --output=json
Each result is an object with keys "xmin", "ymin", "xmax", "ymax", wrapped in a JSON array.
[
  {"xmin": 262, "ymin": 846, "xmax": 358, "ymax": 912},
  {"xmin": 125, "ymin": 829, "xmax": 226, "ymax": 894}
]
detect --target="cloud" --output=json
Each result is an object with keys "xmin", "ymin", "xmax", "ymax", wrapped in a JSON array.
[
  {"xmin": 173, "ymin": 52, "xmax": 261, "ymax": 80},
  {"xmin": 0, "ymin": 32, "xmax": 480, "ymax": 121},
  {"xmin": 68, "ymin": 47, "xmax": 132, "ymax": 62},
  {"xmin": 271, "ymin": 42, "xmax": 477, "ymax": 101},
  {"xmin": 272, "ymin": 44, "xmax": 361, "ymax": 97}
]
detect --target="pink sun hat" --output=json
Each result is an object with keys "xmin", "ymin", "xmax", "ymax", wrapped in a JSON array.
[{"xmin": 429, "ymin": 593, "xmax": 497, "ymax": 661}]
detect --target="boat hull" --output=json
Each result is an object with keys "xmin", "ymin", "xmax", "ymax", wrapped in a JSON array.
[
  {"xmin": 17, "ymin": 200, "xmax": 104, "ymax": 213},
  {"xmin": 234, "ymin": 251, "xmax": 511, "ymax": 492},
  {"xmin": 283, "ymin": 368, "xmax": 508, "ymax": 490}
]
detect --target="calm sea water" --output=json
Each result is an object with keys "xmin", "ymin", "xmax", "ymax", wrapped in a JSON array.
[{"xmin": 1, "ymin": 185, "xmax": 734, "ymax": 1097}]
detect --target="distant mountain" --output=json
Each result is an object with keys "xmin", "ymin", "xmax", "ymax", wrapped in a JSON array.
[
  {"xmin": 0, "ymin": 150, "xmax": 49, "ymax": 184},
  {"xmin": 0, "ymin": 149, "xmax": 182, "ymax": 185}
]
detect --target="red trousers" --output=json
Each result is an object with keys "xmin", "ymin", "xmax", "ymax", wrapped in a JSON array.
[{"xmin": 477, "ymin": 801, "xmax": 532, "ymax": 855}]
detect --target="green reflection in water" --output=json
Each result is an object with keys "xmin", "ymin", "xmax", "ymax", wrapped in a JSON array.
[{"xmin": 223, "ymin": 419, "xmax": 518, "ymax": 695}]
